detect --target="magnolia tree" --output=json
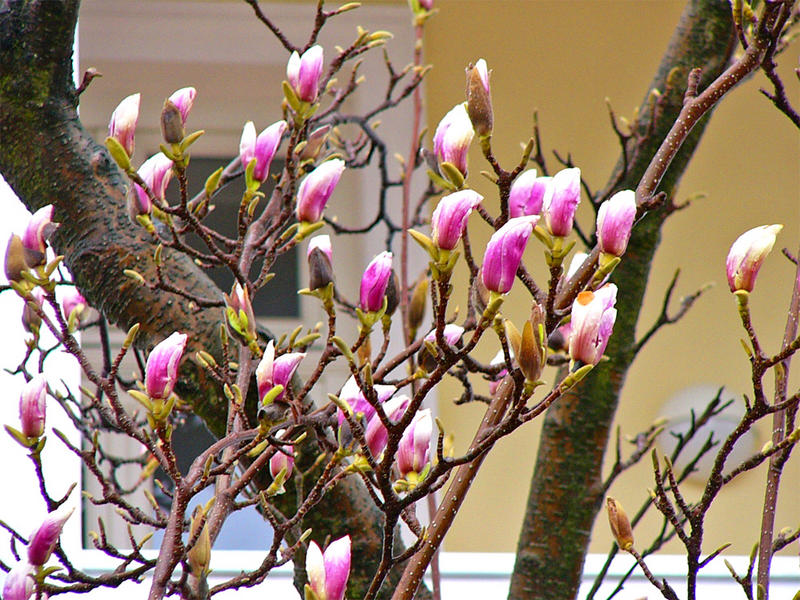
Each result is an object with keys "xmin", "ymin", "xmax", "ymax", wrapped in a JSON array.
[{"xmin": 0, "ymin": 1, "xmax": 798, "ymax": 600}]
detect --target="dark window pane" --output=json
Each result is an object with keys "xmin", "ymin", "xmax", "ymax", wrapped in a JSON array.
[{"xmin": 165, "ymin": 157, "xmax": 299, "ymax": 318}]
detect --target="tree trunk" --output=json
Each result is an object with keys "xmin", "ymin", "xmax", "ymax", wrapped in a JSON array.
[
  {"xmin": 508, "ymin": 2, "xmax": 736, "ymax": 599},
  {"xmin": 0, "ymin": 2, "xmax": 427, "ymax": 597}
]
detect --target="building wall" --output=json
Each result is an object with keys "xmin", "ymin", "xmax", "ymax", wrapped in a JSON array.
[{"xmin": 425, "ymin": 0, "xmax": 800, "ymax": 556}]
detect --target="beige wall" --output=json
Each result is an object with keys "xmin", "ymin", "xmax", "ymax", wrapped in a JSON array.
[{"xmin": 426, "ymin": 1, "xmax": 799, "ymax": 554}]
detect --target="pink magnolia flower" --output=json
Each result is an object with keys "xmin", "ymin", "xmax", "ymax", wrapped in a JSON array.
[
  {"xmin": 488, "ymin": 349, "xmax": 510, "ymax": 396},
  {"xmin": 424, "ymin": 323, "xmax": 464, "ymax": 347},
  {"xmin": 364, "ymin": 395, "xmax": 409, "ymax": 458},
  {"xmin": 167, "ymin": 87, "xmax": 196, "ymax": 125},
  {"xmin": 431, "ymin": 189, "xmax": 483, "ymax": 250},
  {"xmin": 287, "ymin": 45, "xmax": 325, "ymax": 103},
  {"xmin": 21, "ymin": 205, "xmax": 55, "ymax": 257},
  {"xmin": 359, "ymin": 251, "xmax": 393, "ymax": 313},
  {"xmin": 419, "ymin": 0, "xmax": 434, "ymax": 9},
  {"xmin": 145, "ymin": 332, "xmax": 187, "ymax": 400},
  {"xmin": 542, "ymin": 167, "xmax": 581, "ymax": 237},
  {"xmin": 336, "ymin": 375, "xmax": 396, "ymax": 428},
  {"xmin": 296, "ymin": 159, "xmax": 345, "ymax": 223},
  {"xmin": 108, "ymin": 93, "xmax": 141, "ymax": 156},
  {"xmin": 130, "ymin": 153, "xmax": 173, "ymax": 218},
  {"xmin": 480, "ymin": 215, "xmax": 539, "ymax": 294},
  {"xmin": 509, "ymin": 171, "xmax": 550, "ymax": 219},
  {"xmin": 568, "ymin": 284, "xmax": 617, "ymax": 365},
  {"xmin": 239, "ymin": 120, "xmax": 287, "ymax": 183},
  {"xmin": 597, "ymin": 190, "xmax": 636, "ymax": 257},
  {"xmin": 256, "ymin": 341, "xmax": 305, "ymax": 404},
  {"xmin": 19, "ymin": 374, "xmax": 47, "ymax": 438},
  {"xmin": 28, "ymin": 508, "xmax": 73, "ymax": 566},
  {"xmin": 269, "ymin": 429, "xmax": 294, "ymax": 480},
  {"xmin": 396, "ymin": 408, "xmax": 433, "ymax": 477},
  {"xmin": 305, "ymin": 536, "xmax": 351, "ymax": 600},
  {"xmin": 2, "ymin": 562, "xmax": 34, "ymax": 600},
  {"xmin": 433, "ymin": 103, "xmax": 474, "ymax": 177},
  {"xmin": 726, "ymin": 224, "xmax": 783, "ymax": 293},
  {"xmin": 60, "ymin": 288, "xmax": 88, "ymax": 325}
]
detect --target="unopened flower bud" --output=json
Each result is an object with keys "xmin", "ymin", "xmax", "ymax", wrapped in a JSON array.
[
  {"xmin": 28, "ymin": 508, "xmax": 73, "ymax": 566},
  {"xmin": 465, "ymin": 59, "xmax": 492, "ymax": 137},
  {"xmin": 481, "ymin": 215, "xmax": 539, "ymax": 294},
  {"xmin": 298, "ymin": 125, "xmax": 331, "ymax": 162},
  {"xmin": 431, "ymin": 189, "xmax": 483, "ymax": 250},
  {"xmin": 359, "ymin": 251, "xmax": 393, "ymax": 313},
  {"xmin": 396, "ymin": 409, "xmax": 433, "ymax": 477},
  {"xmin": 145, "ymin": 332, "xmax": 187, "ymax": 400},
  {"xmin": 167, "ymin": 87, "xmax": 196, "ymax": 125},
  {"xmin": 239, "ymin": 120, "xmax": 287, "ymax": 183},
  {"xmin": 419, "ymin": 324, "xmax": 464, "ymax": 371},
  {"xmin": 433, "ymin": 103, "xmax": 474, "ymax": 179},
  {"xmin": 21, "ymin": 205, "xmax": 56, "ymax": 267},
  {"xmin": 542, "ymin": 167, "xmax": 581, "ymax": 237},
  {"xmin": 19, "ymin": 374, "xmax": 47, "ymax": 439},
  {"xmin": 384, "ymin": 270, "xmax": 400, "ymax": 316},
  {"xmin": 160, "ymin": 100, "xmax": 184, "ymax": 144},
  {"xmin": 256, "ymin": 341, "xmax": 305, "ymax": 405},
  {"xmin": 224, "ymin": 282, "xmax": 257, "ymax": 344},
  {"xmin": 606, "ymin": 497, "xmax": 633, "ymax": 551},
  {"xmin": 2, "ymin": 562, "xmax": 34, "ymax": 600},
  {"xmin": 21, "ymin": 288, "xmax": 45, "ymax": 336},
  {"xmin": 568, "ymin": 284, "xmax": 617, "ymax": 366},
  {"xmin": 287, "ymin": 45, "xmax": 324, "ymax": 103},
  {"xmin": 129, "ymin": 153, "xmax": 173, "ymax": 221},
  {"xmin": 305, "ymin": 536, "xmax": 351, "ymax": 600},
  {"xmin": 365, "ymin": 395, "xmax": 409, "ymax": 458},
  {"xmin": 518, "ymin": 319, "xmax": 544, "ymax": 383},
  {"xmin": 296, "ymin": 159, "xmax": 345, "ymax": 224},
  {"xmin": 187, "ymin": 505, "xmax": 211, "ymax": 577},
  {"xmin": 269, "ymin": 429, "xmax": 295, "ymax": 480},
  {"xmin": 108, "ymin": 93, "xmax": 140, "ymax": 157},
  {"xmin": 60, "ymin": 288, "xmax": 88, "ymax": 327},
  {"xmin": 307, "ymin": 235, "xmax": 334, "ymax": 291},
  {"xmin": 509, "ymin": 171, "xmax": 550, "ymax": 219},
  {"xmin": 597, "ymin": 190, "xmax": 636, "ymax": 257},
  {"xmin": 726, "ymin": 224, "xmax": 783, "ymax": 293},
  {"xmin": 408, "ymin": 274, "xmax": 429, "ymax": 334},
  {"xmin": 5, "ymin": 234, "xmax": 28, "ymax": 282}
]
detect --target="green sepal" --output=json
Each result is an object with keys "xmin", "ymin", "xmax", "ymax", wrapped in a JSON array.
[
  {"xmin": 104, "ymin": 136, "xmax": 131, "ymax": 172},
  {"xmin": 438, "ymin": 161, "xmax": 465, "ymax": 190},
  {"xmin": 244, "ymin": 158, "xmax": 259, "ymax": 192},
  {"xmin": 180, "ymin": 129, "xmax": 205, "ymax": 153},
  {"xmin": 304, "ymin": 583, "xmax": 322, "ymax": 600},
  {"xmin": 282, "ymin": 80, "xmax": 302, "ymax": 112},
  {"xmin": 260, "ymin": 384, "xmax": 285, "ymax": 407},
  {"xmin": 5, "ymin": 425, "xmax": 37, "ymax": 449},
  {"xmin": 265, "ymin": 466, "xmax": 288, "ymax": 497},
  {"xmin": 247, "ymin": 438, "xmax": 270, "ymax": 458},
  {"xmin": 296, "ymin": 220, "xmax": 325, "ymax": 242},
  {"xmin": 332, "ymin": 336, "xmax": 355, "ymax": 364},
  {"xmin": 426, "ymin": 168, "xmax": 457, "ymax": 192},
  {"xmin": 124, "ymin": 269, "xmax": 145, "ymax": 285},
  {"xmin": 204, "ymin": 166, "xmax": 223, "ymax": 198},
  {"xmin": 408, "ymin": 229, "xmax": 438, "ymax": 262},
  {"xmin": 128, "ymin": 389, "xmax": 152, "ymax": 410},
  {"xmin": 560, "ymin": 363, "xmax": 594, "ymax": 391}
]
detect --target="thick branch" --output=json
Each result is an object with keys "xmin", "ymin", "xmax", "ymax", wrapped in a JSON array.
[{"xmin": 509, "ymin": 2, "xmax": 738, "ymax": 599}]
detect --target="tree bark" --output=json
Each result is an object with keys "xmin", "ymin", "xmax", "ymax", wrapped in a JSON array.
[
  {"xmin": 0, "ymin": 2, "xmax": 427, "ymax": 598},
  {"xmin": 508, "ymin": 2, "xmax": 736, "ymax": 599}
]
